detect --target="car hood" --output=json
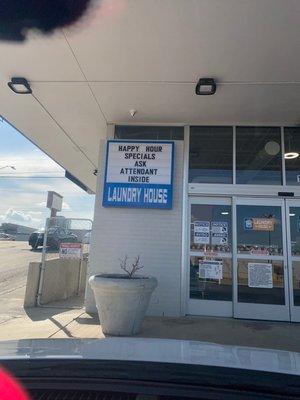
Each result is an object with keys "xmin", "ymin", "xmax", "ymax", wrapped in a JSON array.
[{"xmin": 0, "ymin": 338, "xmax": 300, "ymax": 375}]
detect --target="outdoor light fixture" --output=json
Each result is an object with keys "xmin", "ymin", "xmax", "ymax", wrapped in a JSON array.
[
  {"xmin": 7, "ymin": 77, "xmax": 32, "ymax": 94},
  {"xmin": 284, "ymin": 152, "xmax": 299, "ymax": 159},
  {"xmin": 195, "ymin": 78, "xmax": 217, "ymax": 95}
]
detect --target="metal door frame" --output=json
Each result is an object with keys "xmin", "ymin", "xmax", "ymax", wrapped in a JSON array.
[
  {"xmin": 233, "ymin": 197, "xmax": 290, "ymax": 321},
  {"xmin": 188, "ymin": 196, "xmax": 233, "ymax": 317},
  {"xmin": 285, "ymin": 199, "xmax": 300, "ymax": 322}
]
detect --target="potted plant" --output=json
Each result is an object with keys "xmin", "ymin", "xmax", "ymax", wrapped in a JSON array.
[{"xmin": 89, "ymin": 256, "xmax": 157, "ymax": 336}]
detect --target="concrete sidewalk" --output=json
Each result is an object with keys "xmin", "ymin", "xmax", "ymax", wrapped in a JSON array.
[{"xmin": 1, "ymin": 305, "xmax": 300, "ymax": 352}]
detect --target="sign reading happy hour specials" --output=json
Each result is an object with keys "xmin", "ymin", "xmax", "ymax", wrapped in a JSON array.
[{"xmin": 102, "ymin": 140, "xmax": 174, "ymax": 209}]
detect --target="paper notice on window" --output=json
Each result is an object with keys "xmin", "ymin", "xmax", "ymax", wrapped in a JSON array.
[
  {"xmin": 199, "ymin": 260, "xmax": 223, "ymax": 280},
  {"xmin": 194, "ymin": 221, "xmax": 210, "ymax": 233},
  {"xmin": 194, "ymin": 221, "xmax": 210, "ymax": 244},
  {"xmin": 248, "ymin": 263, "xmax": 273, "ymax": 288},
  {"xmin": 211, "ymin": 222, "xmax": 228, "ymax": 234},
  {"xmin": 211, "ymin": 233, "xmax": 228, "ymax": 245},
  {"xmin": 194, "ymin": 232, "xmax": 210, "ymax": 244}
]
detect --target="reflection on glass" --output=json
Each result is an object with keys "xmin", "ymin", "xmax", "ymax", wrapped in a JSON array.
[
  {"xmin": 238, "ymin": 259, "xmax": 285, "ymax": 305},
  {"xmin": 114, "ymin": 125, "xmax": 184, "ymax": 140},
  {"xmin": 292, "ymin": 261, "xmax": 300, "ymax": 306},
  {"xmin": 236, "ymin": 205, "xmax": 283, "ymax": 255},
  {"xmin": 189, "ymin": 126, "xmax": 233, "ymax": 184},
  {"xmin": 236, "ymin": 127, "xmax": 282, "ymax": 185},
  {"xmin": 289, "ymin": 207, "xmax": 300, "ymax": 256},
  {"xmin": 190, "ymin": 204, "xmax": 232, "ymax": 253},
  {"xmin": 190, "ymin": 256, "xmax": 232, "ymax": 301},
  {"xmin": 285, "ymin": 128, "xmax": 300, "ymax": 185}
]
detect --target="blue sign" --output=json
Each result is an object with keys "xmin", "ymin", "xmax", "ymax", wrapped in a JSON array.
[
  {"xmin": 102, "ymin": 140, "xmax": 174, "ymax": 209},
  {"xmin": 244, "ymin": 218, "xmax": 253, "ymax": 230}
]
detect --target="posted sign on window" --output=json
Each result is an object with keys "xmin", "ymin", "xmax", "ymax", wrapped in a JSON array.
[{"xmin": 103, "ymin": 140, "xmax": 174, "ymax": 209}]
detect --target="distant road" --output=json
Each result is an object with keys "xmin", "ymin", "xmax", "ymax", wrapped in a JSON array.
[
  {"xmin": 0, "ymin": 241, "xmax": 57, "ymax": 323},
  {"xmin": 0, "ymin": 241, "xmax": 41, "ymax": 296}
]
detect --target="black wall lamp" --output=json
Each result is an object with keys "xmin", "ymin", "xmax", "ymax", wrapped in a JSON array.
[
  {"xmin": 8, "ymin": 77, "xmax": 32, "ymax": 94},
  {"xmin": 195, "ymin": 78, "xmax": 217, "ymax": 95}
]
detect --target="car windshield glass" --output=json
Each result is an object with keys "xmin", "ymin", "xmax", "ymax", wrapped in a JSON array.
[{"xmin": 0, "ymin": 0, "xmax": 299, "ymax": 385}]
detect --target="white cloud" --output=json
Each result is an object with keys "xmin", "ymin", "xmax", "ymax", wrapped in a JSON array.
[
  {"xmin": 28, "ymin": 211, "xmax": 43, "ymax": 216},
  {"xmin": 0, "ymin": 153, "xmax": 64, "ymax": 177},
  {"xmin": 62, "ymin": 202, "xmax": 71, "ymax": 210},
  {"xmin": 37, "ymin": 201, "xmax": 71, "ymax": 210},
  {"xmin": 0, "ymin": 208, "xmax": 42, "ymax": 228}
]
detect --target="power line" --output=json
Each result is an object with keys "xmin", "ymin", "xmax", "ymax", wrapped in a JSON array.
[
  {"xmin": 0, "ymin": 171, "xmax": 64, "ymax": 174},
  {"xmin": 0, "ymin": 176, "xmax": 66, "ymax": 179}
]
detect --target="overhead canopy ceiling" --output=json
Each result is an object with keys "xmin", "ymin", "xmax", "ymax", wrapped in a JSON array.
[{"xmin": 0, "ymin": 0, "xmax": 299, "ymax": 192}]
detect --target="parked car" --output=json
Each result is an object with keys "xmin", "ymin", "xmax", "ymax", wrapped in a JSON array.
[
  {"xmin": 0, "ymin": 233, "xmax": 15, "ymax": 241},
  {"xmin": 28, "ymin": 227, "xmax": 78, "ymax": 250},
  {"xmin": 82, "ymin": 231, "xmax": 91, "ymax": 244}
]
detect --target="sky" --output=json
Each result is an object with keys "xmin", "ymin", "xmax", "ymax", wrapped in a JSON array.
[{"xmin": 0, "ymin": 119, "xmax": 95, "ymax": 229}]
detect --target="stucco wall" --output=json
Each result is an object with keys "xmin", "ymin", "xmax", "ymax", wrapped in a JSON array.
[
  {"xmin": 24, "ymin": 259, "xmax": 87, "ymax": 307},
  {"xmin": 86, "ymin": 140, "xmax": 184, "ymax": 317}
]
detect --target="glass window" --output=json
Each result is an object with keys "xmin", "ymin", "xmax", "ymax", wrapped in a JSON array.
[
  {"xmin": 236, "ymin": 127, "xmax": 282, "ymax": 185},
  {"xmin": 189, "ymin": 126, "xmax": 233, "ymax": 184},
  {"xmin": 237, "ymin": 259, "xmax": 285, "ymax": 305},
  {"xmin": 190, "ymin": 203, "xmax": 232, "ymax": 301},
  {"xmin": 115, "ymin": 126, "xmax": 184, "ymax": 140},
  {"xmin": 288, "ymin": 207, "xmax": 300, "ymax": 256},
  {"xmin": 190, "ymin": 204, "xmax": 232, "ymax": 253},
  {"xmin": 288, "ymin": 207, "xmax": 300, "ymax": 306},
  {"xmin": 285, "ymin": 127, "xmax": 300, "ymax": 186},
  {"xmin": 190, "ymin": 256, "xmax": 232, "ymax": 301},
  {"xmin": 236, "ymin": 205, "xmax": 283, "ymax": 256}
]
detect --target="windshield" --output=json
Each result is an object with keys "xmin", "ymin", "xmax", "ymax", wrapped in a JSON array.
[{"xmin": 0, "ymin": 0, "xmax": 300, "ymax": 388}]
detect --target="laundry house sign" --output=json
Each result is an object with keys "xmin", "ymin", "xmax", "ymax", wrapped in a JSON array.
[{"xmin": 102, "ymin": 140, "xmax": 174, "ymax": 209}]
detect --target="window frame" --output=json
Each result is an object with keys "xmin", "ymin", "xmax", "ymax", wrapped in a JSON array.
[{"xmin": 188, "ymin": 126, "xmax": 300, "ymax": 198}]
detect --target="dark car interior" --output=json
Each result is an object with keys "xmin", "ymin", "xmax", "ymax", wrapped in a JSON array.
[{"xmin": 2, "ymin": 359, "xmax": 300, "ymax": 400}]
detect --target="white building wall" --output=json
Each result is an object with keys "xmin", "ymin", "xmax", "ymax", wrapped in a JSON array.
[{"xmin": 86, "ymin": 140, "xmax": 184, "ymax": 317}]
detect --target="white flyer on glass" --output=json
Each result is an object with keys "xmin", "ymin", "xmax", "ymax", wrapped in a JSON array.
[
  {"xmin": 211, "ymin": 233, "xmax": 228, "ymax": 245},
  {"xmin": 194, "ymin": 221, "xmax": 210, "ymax": 233},
  {"xmin": 199, "ymin": 260, "xmax": 223, "ymax": 280},
  {"xmin": 211, "ymin": 222, "xmax": 228, "ymax": 234},
  {"xmin": 248, "ymin": 263, "xmax": 273, "ymax": 288},
  {"xmin": 194, "ymin": 221, "xmax": 210, "ymax": 244},
  {"xmin": 194, "ymin": 232, "xmax": 210, "ymax": 244}
]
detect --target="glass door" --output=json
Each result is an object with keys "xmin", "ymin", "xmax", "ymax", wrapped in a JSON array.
[
  {"xmin": 286, "ymin": 199, "xmax": 300, "ymax": 322},
  {"xmin": 233, "ymin": 198, "xmax": 290, "ymax": 321},
  {"xmin": 188, "ymin": 197, "xmax": 233, "ymax": 317}
]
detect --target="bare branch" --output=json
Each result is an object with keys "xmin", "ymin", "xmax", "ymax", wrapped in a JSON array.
[
  {"xmin": 119, "ymin": 255, "xmax": 144, "ymax": 278},
  {"xmin": 119, "ymin": 255, "xmax": 132, "ymax": 277}
]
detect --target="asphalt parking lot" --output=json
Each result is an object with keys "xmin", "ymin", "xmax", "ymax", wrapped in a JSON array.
[{"xmin": 0, "ymin": 241, "xmax": 58, "ymax": 324}]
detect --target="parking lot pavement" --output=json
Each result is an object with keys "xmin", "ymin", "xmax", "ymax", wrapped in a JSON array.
[{"xmin": 0, "ymin": 241, "xmax": 58, "ymax": 323}]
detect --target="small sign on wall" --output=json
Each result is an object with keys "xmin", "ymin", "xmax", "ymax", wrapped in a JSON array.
[
  {"xmin": 102, "ymin": 140, "xmax": 174, "ymax": 209},
  {"xmin": 59, "ymin": 243, "xmax": 82, "ymax": 259}
]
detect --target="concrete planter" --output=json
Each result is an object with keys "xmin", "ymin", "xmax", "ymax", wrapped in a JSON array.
[{"xmin": 89, "ymin": 274, "xmax": 157, "ymax": 336}]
